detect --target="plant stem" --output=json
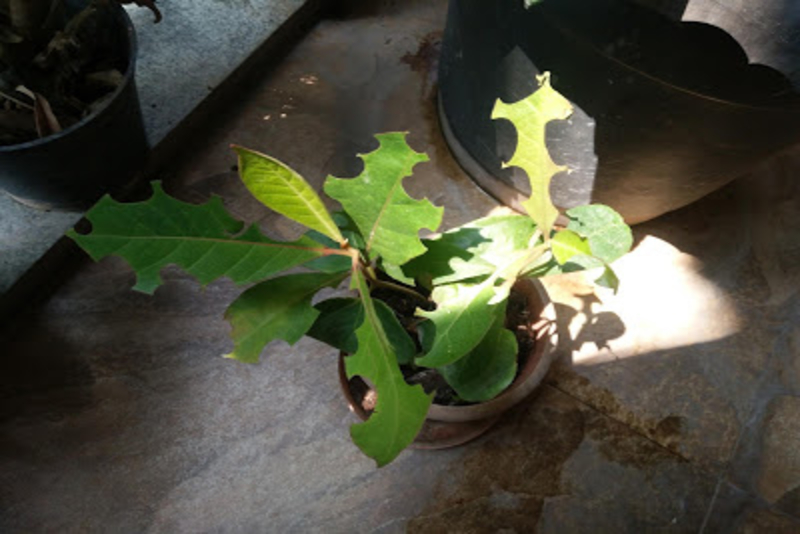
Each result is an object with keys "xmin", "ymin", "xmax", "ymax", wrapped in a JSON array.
[{"xmin": 367, "ymin": 276, "xmax": 429, "ymax": 305}]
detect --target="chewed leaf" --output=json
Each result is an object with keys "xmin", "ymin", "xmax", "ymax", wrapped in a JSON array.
[
  {"xmin": 492, "ymin": 73, "xmax": 572, "ymax": 238},
  {"xmin": 224, "ymin": 272, "xmax": 347, "ymax": 363},
  {"xmin": 324, "ymin": 133, "xmax": 443, "ymax": 265},
  {"xmin": 438, "ymin": 300, "xmax": 518, "ymax": 402},
  {"xmin": 346, "ymin": 271, "xmax": 432, "ymax": 467},
  {"xmin": 234, "ymin": 146, "xmax": 344, "ymax": 243},
  {"xmin": 67, "ymin": 182, "xmax": 330, "ymax": 294},
  {"xmin": 566, "ymin": 204, "xmax": 633, "ymax": 264}
]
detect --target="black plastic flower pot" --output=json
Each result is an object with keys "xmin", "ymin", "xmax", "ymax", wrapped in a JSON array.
[
  {"xmin": 0, "ymin": 2, "xmax": 149, "ymax": 211},
  {"xmin": 438, "ymin": 0, "xmax": 800, "ymax": 224}
]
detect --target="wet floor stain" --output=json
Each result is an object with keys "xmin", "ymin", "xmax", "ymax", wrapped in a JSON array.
[
  {"xmin": 407, "ymin": 384, "xmax": 687, "ymax": 532},
  {"xmin": 546, "ymin": 365, "xmax": 685, "ymax": 454},
  {"xmin": 401, "ymin": 31, "xmax": 443, "ymax": 79},
  {"xmin": 407, "ymin": 387, "xmax": 584, "ymax": 533}
]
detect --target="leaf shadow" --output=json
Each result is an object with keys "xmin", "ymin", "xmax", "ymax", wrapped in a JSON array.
[
  {"xmin": 553, "ymin": 293, "xmax": 626, "ymax": 357},
  {"xmin": 402, "ymin": 227, "xmax": 492, "ymax": 282}
]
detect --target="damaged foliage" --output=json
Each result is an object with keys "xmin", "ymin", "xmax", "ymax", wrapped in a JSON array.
[{"xmin": 69, "ymin": 76, "xmax": 633, "ymax": 467}]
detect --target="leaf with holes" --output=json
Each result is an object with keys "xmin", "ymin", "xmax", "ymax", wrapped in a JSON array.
[
  {"xmin": 346, "ymin": 270, "xmax": 433, "ymax": 467},
  {"xmin": 324, "ymin": 132, "xmax": 443, "ymax": 265},
  {"xmin": 67, "ymin": 182, "xmax": 337, "ymax": 294},
  {"xmin": 492, "ymin": 73, "xmax": 573, "ymax": 238}
]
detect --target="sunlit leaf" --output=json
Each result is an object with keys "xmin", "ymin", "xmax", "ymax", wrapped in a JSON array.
[
  {"xmin": 234, "ymin": 145, "xmax": 344, "ymax": 243},
  {"xmin": 324, "ymin": 133, "xmax": 443, "ymax": 265},
  {"xmin": 551, "ymin": 229, "xmax": 592, "ymax": 265},
  {"xmin": 492, "ymin": 73, "xmax": 572, "ymax": 238},
  {"xmin": 438, "ymin": 301, "xmax": 518, "ymax": 402},
  {"xmin": 404, "ymin": 214, "xmax": 538, "ymax": 285},
  {"xmin": 594, "ymin": 264, "xmax": 621, "ymax": 294},
  {"xmin": 415, "ymin": 279, "xmax": 509, "ymax": 368},
  {"xmin": 566, "ymin": 204, "xmax": 632, "ymax": 264}
]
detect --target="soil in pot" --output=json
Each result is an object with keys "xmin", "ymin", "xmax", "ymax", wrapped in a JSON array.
[{"xmin": 339, "ymin": 278, "xmax": 557, "ymax": 450}]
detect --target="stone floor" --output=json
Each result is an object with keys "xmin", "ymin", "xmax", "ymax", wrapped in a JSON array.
[
  {"xmin": 2, "ymin": 0, "xmax": 800, "ymax": 532},
  {"xmin": 0, "ymin": 0, "xmax": 318, "ymax": 296}
]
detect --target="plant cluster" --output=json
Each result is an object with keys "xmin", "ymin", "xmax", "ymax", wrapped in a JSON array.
[
  {"xmin": 0, "ymin": 0, "xmax": 159, "ymax": 145},
  {"xmin": 69, "ymin": 74, "xmax": 632, "ymax": 466}
]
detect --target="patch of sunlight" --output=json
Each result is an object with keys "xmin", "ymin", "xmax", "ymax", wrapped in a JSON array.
[
  {"xmin": 486, "ymin": 205, "xmax": 520, "ymax": 218},
  {"xmin": 545, "ymin": 235, "xmax": 741, "ymax": 365}
]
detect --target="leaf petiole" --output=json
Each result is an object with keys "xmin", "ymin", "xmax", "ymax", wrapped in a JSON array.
[
  {"xmin": 361, "ymin": 264, "xmax": 429, "ymax": 305},
  {"xmin": 369, "ymin": 278, "xmax": 430, "ymax": 305}
]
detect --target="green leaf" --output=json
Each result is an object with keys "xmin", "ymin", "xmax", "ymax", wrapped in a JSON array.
[
  {"xmin": 551, "ymin": 229, "xmax": 592, "ymax": 265},
  {"xmin": 346, "ymin": 271, "xmax": 433, "ymax": 467},
  {"xmin": 380, "ymin": 261, "xmax": 417, "ymax": 287},
  {"xmin": 324, "ymin": 133, "xmax": 443, "ymax": 265},
  {"xmin": 438, "ymin": 302, "xmax": 518, "ymax": 402},
  {"xmin": 67, "ymin": 183, "xmax": 331, "ymax": 294},
  {"xmin": 233, "ymin": 145, "xmax": 344, "ymax": 243},
  {"xmin": 308, "ymin": 298, "xmax": 417, "ymax": 365},
  {"xmin": 565, "ymin": 204, "xmax": 633, "ymax": 264},
  {"xmin": 492, "ymin": 73, "xmax": 573, "ymax": 238},
  {"xmin": 594, "ymin": 265, "xmax": 621, "ymax": 294},
  {"xmin": 308, "ymin": 298, "xmax": 362, "ymax": 353},
  {"xmin": 404, "ymin": 215, "xmax": 539, "ymax": 285},
  {"xmin": 415, "ymin": 279, "xmax": 509, "ymax": 368},
  {"xmin": 224, "ymin": 272, "xmax": 347, "ymax": 363}
]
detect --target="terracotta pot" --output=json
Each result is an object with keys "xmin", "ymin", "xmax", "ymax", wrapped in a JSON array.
[{"xmin": 338, "ymin": 277, "xmax": 558, "ymax": 450}]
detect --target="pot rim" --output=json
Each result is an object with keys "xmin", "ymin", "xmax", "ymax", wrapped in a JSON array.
[{"xmin": 0, "ymin": 2, "xmax": 138, "ymax": 152}]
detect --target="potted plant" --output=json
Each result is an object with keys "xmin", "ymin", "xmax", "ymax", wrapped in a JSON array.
[
  {"xmin": 67, "ymin": 74, "xmax": 632, "ymax": 466},
  {"xmin": 0, "ymin": 0, "xmax": 160, "ymax": 210}
]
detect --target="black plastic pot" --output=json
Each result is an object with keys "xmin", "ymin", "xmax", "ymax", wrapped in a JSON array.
[
  {"xmin": 0, "ymin": 2, "xmax": 148, "ymax": 211},
  {"xmin": 438, "ymin": 0, "xmax": 800, "ymax": 224}
]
